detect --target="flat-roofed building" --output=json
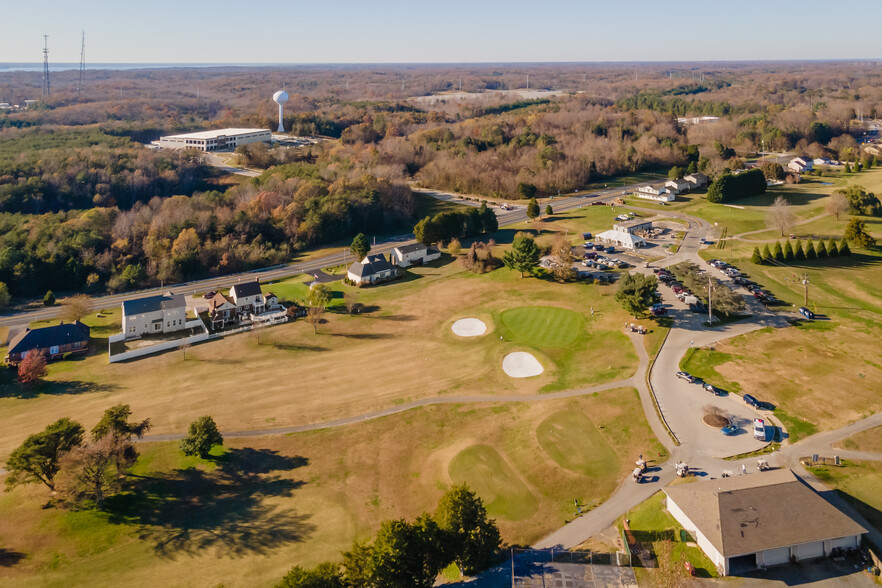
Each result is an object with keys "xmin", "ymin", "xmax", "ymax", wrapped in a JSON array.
[{"xmin": 158, "ymin": 128, "xmax": 271, "ymax": 152}]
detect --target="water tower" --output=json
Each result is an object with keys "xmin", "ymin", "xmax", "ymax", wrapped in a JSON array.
[{"xmin": 273, "ymin": 90, "xmax": 288, "ymax": 133}]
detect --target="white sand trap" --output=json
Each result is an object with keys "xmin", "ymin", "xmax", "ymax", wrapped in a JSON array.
[
  {"xmin": 451, "ymin": 318, "xmax": 487, "ymax": 337},
  {"xmin": 502, "ymin": 352, "xmax": 544, "ymax": 378}
]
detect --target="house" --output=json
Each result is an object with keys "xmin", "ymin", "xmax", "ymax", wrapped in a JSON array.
[
  {"xmin": 665, "ymin": 179, "xmax": 689, "ymax": 195},
  {"xmin": 635, "ymin": 185, "xmax": 674, "ymax": 202},
  {"xmin": 391, "ymin": 243, "xmax": 441, "ymax": 267},
  {"xmin": 207, "ymin": 292, "xmax": 238, "ymax": 330},
  {"xmin": 787, "ymin": 157, "xmax": 814, "ymax": 173},
  {"xmin": 685, "ymin": 173, "xmax": 709, "ymax": 189},
  {"xmin": 614, "ymin": 219, "xmax": 653, "ymax": 234},
  {"xmin": 122, "ymin": 292, "xmax": 187, "ymax": 339},
  {"xmin": 347, "ymin": 254, "xmax": 400, "ymax": 286},
  {"xmin": 230, "ymin": 281, "xmax": 266, "ymax": 315},
  {"xmin": 663, "ymin": 469, "xmax": 866, "ymax": 576},
  {"xmin": 813, "ymin": 157, "xmax": 833, "ymax": 166},
  {"xmin": 5, "ymin": 321, "xmax": 90, "ymax": 365},
  {"xmin": 596, "ymin": 220, "xmax": 649, "ymax": 250}
]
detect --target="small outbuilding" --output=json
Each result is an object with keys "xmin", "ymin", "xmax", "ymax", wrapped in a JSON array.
[
  {"xmin": 391, "ymin": 243, "xmax": 441, "ymax": 267},
  {"xmin": 5, "ymin": 321, "xmax": 90, "ymax": 365},
  {"xmin": 663, "ymin": 469, "xmax": 866, "ymax": 576}
]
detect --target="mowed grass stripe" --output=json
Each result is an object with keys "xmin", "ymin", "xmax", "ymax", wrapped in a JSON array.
[
  {"xmin": 536, "ymin": 411, "xmax": 620, "ymax": 478},
  {"xmin": 500, "ymin": 306, "xmax": 584, "ymax": 348},
  {"xmin": 448, "ymin": 444, "xmax": 538, "ymax": 521}
]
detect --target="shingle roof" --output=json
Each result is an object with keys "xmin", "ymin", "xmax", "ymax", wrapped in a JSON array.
[
  {"xmin": 231, "ymin": 281, "xmax": 263, "ymax": 299},
  {"xmin": 122, "ymin": 292, "xmax": 185, "ymax": 315},
  {"xmin": 7, "ymin": 322, "xmax": 90, "ymax": 355},
  {"xmin": 395, "ymin": 243, "xmax": 429, "ymax": 255},
  {"xmin": 664, "ymin": 470, "xmax": 866, "ymax": 557},
  {"xmin": 349, "ymin": 254, "xmax": 394, "ymax": 278}
]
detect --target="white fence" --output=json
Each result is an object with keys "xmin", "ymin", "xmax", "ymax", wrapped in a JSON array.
[{"xmin": 108, "ymin": 319, "xmax": 208, "ymax": 363}]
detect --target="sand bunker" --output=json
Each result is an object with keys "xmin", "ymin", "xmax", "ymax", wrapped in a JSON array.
[
  {"xmin": 451, "ymin": 318, "xmax": 487, "ymax": 337},
  {"xmin": 502, "ymin": 352, "xmax": 544, "ymax": 378}
]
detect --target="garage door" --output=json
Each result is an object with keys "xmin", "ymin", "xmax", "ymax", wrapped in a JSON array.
[
  {"xmin": 796, "ymin": 541, "xmax": 825, "ymax": 560},
  {"xmin": 831, "ymin": 536, "xmax": 858, "ymax": 550},
  {"xmin": 762, "ymin": 546, "xmax": 791, "ymax": 566}
]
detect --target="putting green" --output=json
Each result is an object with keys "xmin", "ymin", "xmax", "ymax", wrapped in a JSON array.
[
  {"xmin": 448, "ymin": 444, "xmax": 538, "ymax": 521},
  {"xmin": 499, "ymin": 306, "xmax": 584, "ymax": 348},
  {"xmin": 537, "ymin": 411, "xmax": 620, "ymax": 478}
]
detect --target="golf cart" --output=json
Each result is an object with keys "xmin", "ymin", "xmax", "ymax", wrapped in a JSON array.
[
  {"xmin": 757, "ymin": 458, "xmax": 770, "ymax": 471},
  {"xmin": 676, "ymin": 461, "xmax": 690, "ymax": 478},
  {"xmin": 632, "ymin": 467, "xmax": 644, "ymax": 483}
]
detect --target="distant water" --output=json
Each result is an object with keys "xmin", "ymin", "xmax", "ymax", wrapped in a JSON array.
[{"xmin": 0, "ymin": 62, "xmax": 276, "ymax": 72}]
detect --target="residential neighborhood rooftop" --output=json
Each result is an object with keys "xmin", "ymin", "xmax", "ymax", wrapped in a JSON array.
[
  {"xmin": 121, "ymin": 292, "xmax": 185, "ymax": 316},
  {"xmin": 8, "ymin": 321, "xmax": 90, "ymax": 355}
]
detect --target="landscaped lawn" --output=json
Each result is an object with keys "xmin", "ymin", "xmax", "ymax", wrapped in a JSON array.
[
  {"xmin": 620, "ymin": 491, "xmax": 718, "ymax": 580},
  {"xmin": 0, "ymin": 389, "xmax": 664, "ymax": 588}
]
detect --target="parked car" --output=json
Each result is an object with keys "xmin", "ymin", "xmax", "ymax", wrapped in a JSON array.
[
  {"xmin": 703, "ymin": 383, "xmax": 723, "ymax": 396},
  {"xmin": 799, "ymin": 306, "xmax": 815, "ymax": 320},
  {"xmin": 676, "ymin": 371, "xmax": 695, "ymax": 383},
  {"xmin": 584, "ymin": 241, "xmax": 595, "ymax": 248},
  {"xmin": 203, "ymin": 291, "xmax": 217, "ymax": 299},
  {"xmin": 753, "ymin": 418, "xmax": 767, "ymax": 441},
  {"xmin": 595, "ymin": 244, "xmax": 605, "ymax": 251},
  {"xmin": 743, "ymin": 394, "xmax": 759, "ymax": 408},
  {"xmin": 721, "ymin": 424, "xmax": 738, "ymax": 436},
  {"xmin": 584, "ymin": 251, "xmax": 597, "ymax": 260},
  {"xmin": 591, "ymin": 201, "xmax": 606, "ymax": 206},
  {"xmin": 650, "ymin": 306, "xmax": 667, "ymax": 316},
  {"xmin": 605, "ymin": 246, "xmax": 616, "ymax": 253},
  {"xmin": 690, "ymin": 303, "xmax": 707, "ymax": 313}
]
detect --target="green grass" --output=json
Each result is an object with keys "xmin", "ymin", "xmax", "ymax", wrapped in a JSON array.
[
  {"xmin": 621, "ymin": 492, "xmax": 718, "ymax": 578},
  {"xmin": 448, "ymin": 444, "xmax": 539, "ymax": 521},
  {"xmin": 536, "ymin": 411, "xmax": 619, "ymax": 477},
  {"xmin": 499, "ymin": 306, "xmax": 584, "ymax": 348},
  {"xmin": 679, "ymin": 347, "xmax": 742, "ymax": 393},
  {"xmin": 773, "ymin": 410, "xmax": 818, "ymax": 443}
]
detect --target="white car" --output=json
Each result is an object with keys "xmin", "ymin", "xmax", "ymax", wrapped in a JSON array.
[{"xmin": 753, "ymin": 418, "xmax": 767, "ymax": 441}]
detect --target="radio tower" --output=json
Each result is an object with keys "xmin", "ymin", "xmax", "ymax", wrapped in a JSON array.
[
  {"xmin": 78, "ymin": 31, "xmax": 86, "ymax": 96},
  {"xmin": 41, "ymin": 34, "xmax": 50, "ymax": 99}
]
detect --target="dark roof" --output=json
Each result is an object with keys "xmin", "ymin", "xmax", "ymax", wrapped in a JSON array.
[
  {"xmin": 208, "ymin": 292, "xmax": 235, "ymax": 312},
  {"xmin": 122, "ymin": 292, "xmax": 185, "ymax": 315},
  {"xmin": 348, "ymin": 253, "xmax": 393, "ymax": 278},
  {"xmin": 664, "ymin": 470, "xmax": 866, "ymax": 557},
  {"xmin": 396, "ymin": 243, "xmax": 429, "ymax": 255},
  {"xmin": 8, "ymin": 322, "xmax": 90, "ymax": 355},
  {"xmin": 231, "ymin": 280, "xmax": 263, "ymax": 299}
]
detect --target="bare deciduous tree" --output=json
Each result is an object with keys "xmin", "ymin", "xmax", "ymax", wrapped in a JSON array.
[
  {"xmin": 550, "ymin": 233, "xmax": 576, "ymax": 282},
  {"xmin": 56, "ymin": 433, "xmax": 137, "ymax": 509},
  {"xmin": 826, "ymin": 191, "xmax": 849, "ymax": 220},
  {"xmin": 766, "ymin": 196, "xmax": 796, "ymax": 237},
  {"xmin": 60, "ymin": 294, "xmax": 91, "ymax": 324},
  {"xmin": 344, "ymin": 292, "xmax": 358, "ymax": 316},
  {"xmin": 306, "ymin": 306, "xmax": 325, "ymax": 334}
]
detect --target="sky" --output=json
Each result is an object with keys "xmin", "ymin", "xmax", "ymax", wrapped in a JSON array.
[{"xmin": 1, "ymin": 0, "xmax": 880, "ymax": 64}]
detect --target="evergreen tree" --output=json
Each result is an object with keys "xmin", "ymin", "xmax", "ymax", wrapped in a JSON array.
[
  {"xmin": 615, "ymin": 273, "xmax": 659, "ymax": 317},
  {"xmin": 794, "ymin": 239, "xmax": 805, "ymax": 261},
  {"xmin": 839, "ymin": 237, "xmax": 851, "ymax": 255},
  {"xmin": 761, "ymin": 244, "xmax": 772, "ymax": 261},
  {"xmin": 43, "ymin": 290, "xmax": 55, "ymax": 306},
  {"xmin": 435, "ymin": 484, "xmax": 501, "ymax": 575},
  {"xmin": 751, "ymin": 247, "xmax": 763, "ymax": 264},
  {"xmin": 783, "ymin": 241, "xmax": 794, "ymax": 261},
  {"xmin": 773, "ymin": 241, "xmax": 784, "ymax": 261},
  {"xmin": 526, "ymin": 198, "xmax": 540, "ymax": 220},
  {"xmin": 827, "ymin": 238, "xmax": 838, "ymax": 256},
  {"xmin": 844, "ymin": 217, "xmax": 877, "ymax": 248},
  {"xmin": 805, "ymin": 240, "xmax": 817, "ymax": 259},
  {"xmin": 844, "ymin": 162, "xmax": 852, "ymax": 173},
  {"xmin": 350, "ymin": 233, "xmax": 371, "ymax": 260},
  {"xmin": 545, "ymin": 204, "xmax": 553, "ymax": 216},
  {"xmin": 502, "ymin": 232, "xmax": 541, "ymax": 278},
  {"xmin": 180, "ymin": 416, "xmax": 224, "ymax": 458},
  {"xmin": 816, "ymin": 240, "xmax": 827, "ymax": 258}
]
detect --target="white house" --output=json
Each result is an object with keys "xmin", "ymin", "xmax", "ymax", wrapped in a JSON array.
[
  {"xmin": 391, "ymin": 243, "xmax": 441, "ymax": 267},
  {"xmin": 788, "ymin": 157, "xmax": 814, "ymax": 173},
  {"xmin": 635, "ymin": 185, "xmax": 672, "ymax": 200},
  {"xmin": 663, "ymin": 470, "xmax": 866, "ymax": 576},
  {"xmin": 230, "ymin": 281, "xmax": 266, "ymax": 315},
  {"xmin": 121, "ymin": 292, "xmax": 188, "ymax": 339},
  {"xmin": 595, "ymin": 229, "xmax": 646, "ymax": 250},
  {"xmin": 347, "ymin": 254, "xmax": 399, "ymax": 286},
  {"xmin": 685, "ymin": 173, "xmax": 709, "ymax": 189},
  {"xmin": 665, "ymin": 179, "xmax": 689, "ymax": 195}
]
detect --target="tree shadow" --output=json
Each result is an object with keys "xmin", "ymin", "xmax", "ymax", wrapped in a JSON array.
[
  {"xmin": 329, "ymin": 332, "xmax": 394, "ymax": 340},
  {"xmin": 371, "ymin": 314, "xmax": 417, "ymax": 322},
  {"xmin": 0, "ymin": 378, "xmax": 119, "ymax": 399},
  {"xmin": 0, "ymin": 548, "xmax": 26, "ymax": 567},
  {"xmin": 271, "ymin": 342, "xmax": 329, "ymax": 352},
  {"xmin": 104, "ymin": 448, "xmax": 314, "ymax": 558}
]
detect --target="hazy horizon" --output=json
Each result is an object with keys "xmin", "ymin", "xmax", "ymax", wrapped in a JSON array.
[{"xmin": 2, "ymin": 0, "xmax": 880, "ymax": 65}]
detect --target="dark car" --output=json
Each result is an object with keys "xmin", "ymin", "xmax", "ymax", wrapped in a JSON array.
[
  {"xmin": 743, "ymin": 394, "xmax": 759, "ymax": 408},
  {"xmin": 690, "ymin": 303, "xmax": 707, "ymax": 313},
  {"xmin": 721, "ymin": 424, "xmax": 738, "ymax": 436},
  {"xmin": 676, "ymin": 371, "xmax": 694, "ymax": 383},
  {"xmin": 203, "ymin": 291, "xmax": 217, "ymax": 299},
  {"xmin": 605, "ymin": 246, "xmax": 616, "ymax": 253},
  {"xmin": 591, "ymin": 201, "xmax": 606, "ymax": 206},
  {"xmin": 584, "ymin": 251, "xmax": 597, "ymax": 259},
  {"xmin": 651, "ymin": 305, "xmax": 667, "ymax": 316},
  {"xmin": 595, "ymin": 244, "xmax": 605, "ymax": 251},
  {"xmin": 703, "ymin": 383, "xmax": 724, "ymax": 396},
  {"xmin": 799, "ymin": 306, "xmax": 815, "ymax": 320}
]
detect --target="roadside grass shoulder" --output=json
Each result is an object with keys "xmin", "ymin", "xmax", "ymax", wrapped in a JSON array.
[
  {"xmin": 808, "ymin": 460, "xmax": 882, "ymax": 544},
  {"xmin": 836, "ymin": 426, "xmax": 882, "ymax": 453}
]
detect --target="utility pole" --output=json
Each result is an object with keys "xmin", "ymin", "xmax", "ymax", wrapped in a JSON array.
[
  {"xmin": 41, "ymin": 34, "xmax": 50, "ymax": 99},
  {"xmin": 708, "ymin": 276, "xmax": 714, "ymax": 324},
  {"xmin": 801, "ymin": 273, "xmax": 809, "ymax": 307},
  {"xmin": 78, "ymin": 30, "xmax": 85, "ymax": 96}
]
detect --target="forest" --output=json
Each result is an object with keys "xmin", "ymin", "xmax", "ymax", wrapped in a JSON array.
[{"xmin": 0, "ymin": 61, "xmax": 880, "ymax": 300}]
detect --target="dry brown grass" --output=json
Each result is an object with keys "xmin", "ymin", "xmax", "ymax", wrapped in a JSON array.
[
  {"xmin": 837, "ymin": 426, "xmax": 882, "ymax": 453},
  {"xmin": 0, "ymin": 260, "xmax": 638, "ymax": 462}
]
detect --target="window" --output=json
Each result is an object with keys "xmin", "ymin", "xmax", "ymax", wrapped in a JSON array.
[{"xmin": 154, "ymin": 323, "xmax": 161, "ymax": 331}]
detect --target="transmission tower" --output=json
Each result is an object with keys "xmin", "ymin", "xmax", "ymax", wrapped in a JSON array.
[
  {"xmin": 78, "ymin": 31, "xmax": 86, "ymax": 96},
  {"xmin": 41, "ymin": 34, "xmax": 50, "ymax": 99}
]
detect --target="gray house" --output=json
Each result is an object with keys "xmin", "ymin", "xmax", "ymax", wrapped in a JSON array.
[
  {"xmin": 121, "ymin": 292, "xmax": 188, "ymax": 339},
  {"xmin": 347, "ymin": 254, "xmax": 400, "ymax": 286}
]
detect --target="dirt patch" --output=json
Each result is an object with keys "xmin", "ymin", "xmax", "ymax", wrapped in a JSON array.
[{"xmin": 703, "ymin": 414, "xmax": 730, "ymax": 427}]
